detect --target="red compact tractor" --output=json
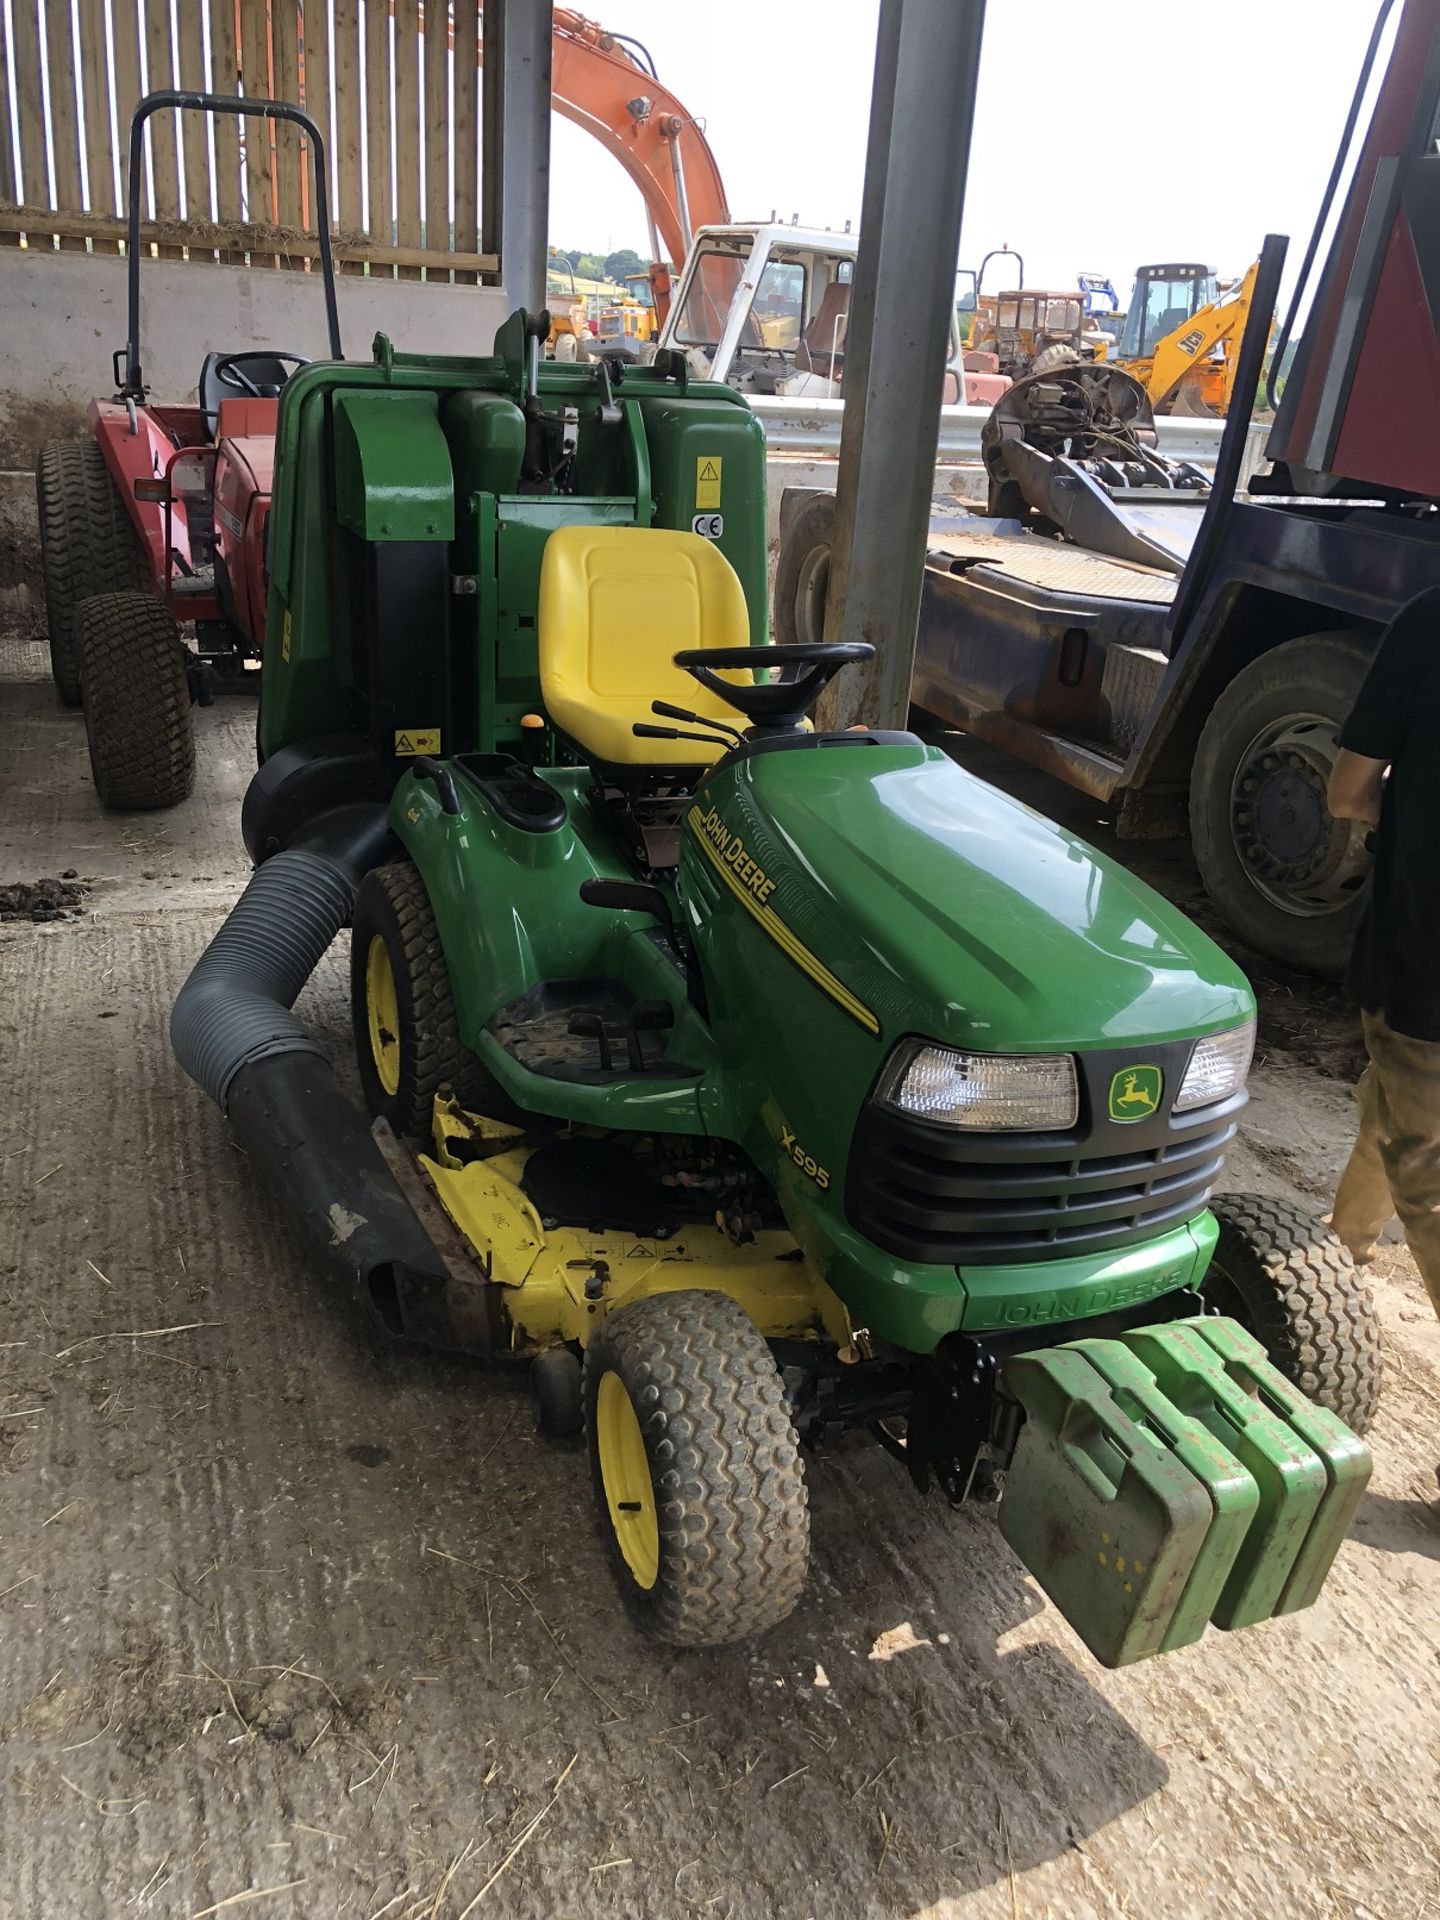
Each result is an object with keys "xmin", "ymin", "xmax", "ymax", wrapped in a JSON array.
[{"xmin": 34, "ymin": 90, "xmax": 341, "ymax": 809}]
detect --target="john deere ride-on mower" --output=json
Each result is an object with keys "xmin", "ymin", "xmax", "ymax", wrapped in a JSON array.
[{"xmin": 173, "ymin": 312, "xmax": 1380, "ymax": 1660}]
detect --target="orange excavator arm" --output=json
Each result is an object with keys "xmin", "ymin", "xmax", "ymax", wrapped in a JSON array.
[{"xmin": 547, "ymin": 9, "xmax": 729, "ymax": 270}]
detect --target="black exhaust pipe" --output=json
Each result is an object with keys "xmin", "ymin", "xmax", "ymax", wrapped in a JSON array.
[{"xmin": 171, "ymin": 803, "xmax": 484, "ymax": 1350}]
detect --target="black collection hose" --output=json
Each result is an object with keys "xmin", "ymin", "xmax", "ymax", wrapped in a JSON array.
[
  {"xmin": 170, "ymin": 803, "xmax": 469, "ymax": 1347},
  {"xmin": 170, "ymin": 845, "xmax": 356, "ymax": 1108}
]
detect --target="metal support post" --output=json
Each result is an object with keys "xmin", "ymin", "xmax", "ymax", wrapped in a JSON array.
[
  {"xmin": 481, "ymin": 0, "xmax": 554, "ymax": 311},
  {"xmin": 821, "ymin": 0, "xmax": 987, "ymax": 729}
]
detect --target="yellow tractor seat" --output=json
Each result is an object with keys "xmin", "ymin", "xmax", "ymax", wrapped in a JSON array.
[{"xmin": 538, "ymin": 526, "xmax": 755, "ymax": 768}]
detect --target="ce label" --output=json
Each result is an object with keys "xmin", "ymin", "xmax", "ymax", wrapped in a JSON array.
[{"xmin": 691, "ymin": 512, "xmax": 725, "ymax": 540}]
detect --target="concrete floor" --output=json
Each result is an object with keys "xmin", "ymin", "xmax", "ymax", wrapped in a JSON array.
[{"xmin": 3, "ymin": 629, "xmax": 1440, "ymax": 1920}]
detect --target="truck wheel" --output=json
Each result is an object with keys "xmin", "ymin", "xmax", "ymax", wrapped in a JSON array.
[
  {"xmin": 1030, "ymin": 344, "xmax": 1082, "ymax": 376},
  {"xmin": 773, "ymin": 491, "xmax": 836, "ymax": 649},
  {"xmin": 35, "ymin": 438, "xmax": 146, "ymax": 706},
  {"xmin": 584, "ymin": 1290, "xmax": 810, "ymax": 1646},
  {"xmin": 75, "ymin": 592, "xmax": 195, "ymax": 809},
  {"xmin": 1203, "ymin": 1193, "xmax": 1382, "ymax": 1433},
  {"xmin": 1190, "ymin": 630, "xmax": 1374, "ymax": 975},
  {"xmin": 351, "ymin": 861, "xmax": 485, "ymax": 1142}
]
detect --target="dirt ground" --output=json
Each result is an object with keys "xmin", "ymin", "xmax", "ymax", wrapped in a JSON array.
[{"xmin": 3, "ymin": 629, "xmax": 1440, "ymax": 1920}]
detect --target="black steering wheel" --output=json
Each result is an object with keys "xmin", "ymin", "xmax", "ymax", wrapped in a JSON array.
[
  {"xmin": 214, "ymin": 350, "xmax": 310, "ymax": 398},
  {"xmin": 675, "ymin": 641, "xmax": 874, "ymax": 732}
]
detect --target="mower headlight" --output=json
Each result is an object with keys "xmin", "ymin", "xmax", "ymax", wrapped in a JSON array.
[
  {"xmin": 1174, "ymin": 1020, "xmax": 1255, "ymax": 1113},
  {"xmin": 878, "ymin": 1042, "xmax": 1079, "ymax": 1131}
]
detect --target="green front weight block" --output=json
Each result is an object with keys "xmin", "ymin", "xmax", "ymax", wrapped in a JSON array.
[
  {"xmin": 999, "ymin": 1346, "xmax": 1217, "ymax": 1668},
  {"xmin": 1187, "ymin": 1316, "xmax": 1373, "ymax": 1615},
  {"xmin": 1119, "ymin": 1321, "xmax": 1329, "ymax": 1630},
  {"xmin": 1068, "ymin": 1337, "xmax": 1260, "ymax": 1653}
]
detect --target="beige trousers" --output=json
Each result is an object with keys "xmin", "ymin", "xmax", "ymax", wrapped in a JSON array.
[{"xmin": 1332, "ymin": 1010, "xmax": 1440, "ymax": 1318}]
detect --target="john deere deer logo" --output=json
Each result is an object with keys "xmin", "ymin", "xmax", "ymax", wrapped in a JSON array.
[{"xmin": 1108, "ymin": 1065, "xmax": 1162, "ymax": 1123}]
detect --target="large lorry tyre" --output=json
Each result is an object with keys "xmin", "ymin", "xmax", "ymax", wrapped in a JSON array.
[
  {"xmin": 35, "ymin": 438, "xmax": 146, "ymax": 706},
  {"xmin": 351, "ymin": 861, "xmax": 486, "ymax": 1142},
  {"xmin": 1190, "ymin": 630, "xmax": 1374, "ymax": 975},
  {"xmin": 773, "ymin": 491, "xmax": 836, "ymax": 650},
  {"xmin": 584, "ymin": 1290, "xmax": 810, "ymax": 1646},
  {"xmin": 75, "ymin": 591, "xmax": 194, "ymax": 809},
  {"xmin": 1204, "ymin": 1193, "xmax": 1383, "ymax": 1433}
]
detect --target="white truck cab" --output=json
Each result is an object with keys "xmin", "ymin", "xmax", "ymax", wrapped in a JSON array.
[{"xmin": 657, "ymin": 222, "xmax": 1009, "ymax": 406}]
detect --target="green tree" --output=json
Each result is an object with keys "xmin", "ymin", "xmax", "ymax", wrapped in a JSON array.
[
  {"xmin": 575, "ymin": 253, "xmax": 607, "ymax": 280},
  {"xmin": 604, "ymin": 248, "xmax": 645, "ymax": 282}
]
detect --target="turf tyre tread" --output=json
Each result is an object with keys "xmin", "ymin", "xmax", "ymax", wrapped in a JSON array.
[
  {"xmin": 1030, "ymin": 343, "xmax": 1083, "ymax": 376},
  {"xmin": 584, "ymin": 1289, "xmax": 810, "ymax": 1646},
  {"xmin": 1206, "ymin": 1191, "xmax": 1383, "ymax": 1433},
  {"xmin": 75, "ymin": 591, "xmax": 194, "ymax": 810},
  {"xmin": 35, "ymin": 437, "xmax": 146, "ymax": 705},
  {"xmin": 350, "ymin": 861, "xmax": 480, "ymax": 1140}
]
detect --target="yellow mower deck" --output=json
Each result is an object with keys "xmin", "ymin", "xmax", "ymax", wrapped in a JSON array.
[{"xmin": 420, "ymin": 1096, "xmax": 848, "ymax": 1351}]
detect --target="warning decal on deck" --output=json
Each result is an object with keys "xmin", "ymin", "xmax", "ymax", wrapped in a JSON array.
[
  {"xmin": 394, "ymin": 729, "xmax": 441, "ymax": 755},
  {"xmin": 695, "ymin": 456, "xmax": 722, "ymax": 510}
]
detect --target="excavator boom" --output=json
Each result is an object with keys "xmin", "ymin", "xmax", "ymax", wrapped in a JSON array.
[{"xmin": 549, "ymin": 9, "xmax": 729, "ymax": 270}]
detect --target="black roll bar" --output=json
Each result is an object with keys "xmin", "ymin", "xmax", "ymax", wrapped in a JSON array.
[{"xmin": 119, "ymin": 89, "xmax": 342, "ymax": 398}]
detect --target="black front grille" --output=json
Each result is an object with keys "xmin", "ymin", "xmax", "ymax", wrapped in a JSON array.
[{"xmin": 846, "ymin": 1041, "xmax": 1244, "ymax": 1264}]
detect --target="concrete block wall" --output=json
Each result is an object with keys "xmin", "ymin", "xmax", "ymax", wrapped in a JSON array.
[{"xmin": 0, "ymin": 250, "xmax": 511, "ymax": 623}]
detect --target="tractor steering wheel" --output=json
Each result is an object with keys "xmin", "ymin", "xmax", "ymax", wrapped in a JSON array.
[
  {"xmin": 675, "ymin": 641, "xmax": 874, "ymax": 733},
  {"xmin": 213, "ymin": 350, "xmax": 310, "ymax": 398}
]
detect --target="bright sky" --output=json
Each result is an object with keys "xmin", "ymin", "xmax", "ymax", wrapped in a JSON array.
[{"xmin": 550, "ymin": 0, "xmax": 1385, "ymax": 293}]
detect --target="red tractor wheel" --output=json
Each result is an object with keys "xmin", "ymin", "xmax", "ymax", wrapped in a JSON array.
[
  {"xmin": 76, "ymin": 592, "xmax": 195, "ymax": 810},
  {"xmin": 35, "ymin": 439, "xmax": 146, "ymax": 706}
]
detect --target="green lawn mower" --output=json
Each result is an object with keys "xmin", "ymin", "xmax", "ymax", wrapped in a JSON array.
[{"xmin": 172, "ymin": 311, "xmax": 1380, "ymax": 1662}]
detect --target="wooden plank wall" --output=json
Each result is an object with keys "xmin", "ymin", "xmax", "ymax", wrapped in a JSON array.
[{"xmin": 0, "ymin": 2, "xmax": 495, "ymax": 279}]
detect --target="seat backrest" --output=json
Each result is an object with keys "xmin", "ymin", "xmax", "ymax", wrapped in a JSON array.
[
  {"xmin": 795, "ymin": 281, "xmax": 851, "ymax": 377},
  {"xmin": 538, "ymin": 527, "xmax": 753, "ymax": 769}
]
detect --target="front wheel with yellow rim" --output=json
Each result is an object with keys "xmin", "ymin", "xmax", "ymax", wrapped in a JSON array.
[
  {"xmin": 349, "ymin": 861, "xmax": 477, "ymax": 1140},
  {"xmin": 583, "ymin": 1291, "xmax": 810, "ymax": 1647}
]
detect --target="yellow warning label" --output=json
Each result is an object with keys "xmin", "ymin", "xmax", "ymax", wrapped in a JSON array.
[
  {"xmin": 695, "ymin": 455, "xmax": 723, "ymax": 510},
  {"xmin": 394, "ymin": 728, "xmax": 441, "ymax": 756},
  {"xmin": 281, "ymin": 610, "xmax": 292, "ymax": 663}
]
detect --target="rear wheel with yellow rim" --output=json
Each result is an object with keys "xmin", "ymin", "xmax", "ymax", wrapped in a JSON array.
[
  {"xmin": 583, "ymin": 1290, "xmax": 810, "ymax": 1646},
  {"xmin": 350, "ymin": 861, "xmax": 478, "ymax": 1141}
]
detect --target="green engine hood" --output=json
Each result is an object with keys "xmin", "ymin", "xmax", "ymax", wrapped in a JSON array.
[{"xmin": 715, "ymin": 742, "xmax": 1252, "ymax": 1050}]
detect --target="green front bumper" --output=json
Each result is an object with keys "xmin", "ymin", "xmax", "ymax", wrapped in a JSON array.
[
  {"xmin": 955, "ymin": 1212, "xmax": 1219, "ymax": 1333},
  {"xmin": 792, "ymin": 1199, "xmax": 1219, "ymax": 1354}
]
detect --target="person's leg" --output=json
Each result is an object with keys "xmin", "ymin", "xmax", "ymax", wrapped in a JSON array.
[
  {"xmin": 1331, "ymin": 1054, "xmax": 1395, "ymax": 1263},
  {"xmin": 1362, "ymin": 1011, "xmax": 1440, "ymax": 1320}
]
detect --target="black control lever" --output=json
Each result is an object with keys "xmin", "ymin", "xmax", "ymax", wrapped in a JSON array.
[
  {"xmin": 632, "ymin": 721, "xmax": 735, "ymax": 753},
  {"xmin": 567, "ymin": 1010, "xmax": 612, "ymax": 1073},
  {"xmin": 579, "ymin": 877, "xmax": 673, "ymax": 930},
  {"xmin": 651, "ymin": 699, "xmax": 741, "ymax": 740},
  {"xmin": 624, "ymin": 999, "xmax": 675, "ymax": 1073},
  {"xmin": 411, "ymin": 756, "xmax": 460, "ymax": 815}
]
